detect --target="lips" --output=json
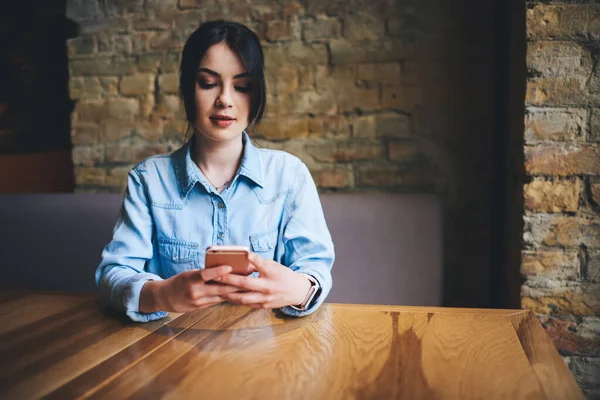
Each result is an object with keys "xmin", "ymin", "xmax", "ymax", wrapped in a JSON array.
[
  {"xmin": 210, "ymin": 115, "xmax": 235, "ymax": 128},
  {"xmin": 210, "ymin": 115, "xmax": 235, "ymax": 121}
]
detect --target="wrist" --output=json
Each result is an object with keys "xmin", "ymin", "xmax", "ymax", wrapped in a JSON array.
[
  {"xmin": 140, "ymin": 280, "xmax": 164, "ymax": 313},
  {"xmin": 293, "ymin": 273, "xmax": 312, "ymax": 306}
]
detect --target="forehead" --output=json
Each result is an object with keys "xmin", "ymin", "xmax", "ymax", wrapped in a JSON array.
[{"xmin": 198, "ymin": 43, "xmax": 247, "ymax": 76}]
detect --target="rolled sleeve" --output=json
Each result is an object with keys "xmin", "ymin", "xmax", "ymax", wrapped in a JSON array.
[
  {"xmin": 95, "ymin": 167, "xmax": 168, "ymax": 322},
  {"xmin": 279, "ymin": 161, "xmax": 335, "ymax": 317}
]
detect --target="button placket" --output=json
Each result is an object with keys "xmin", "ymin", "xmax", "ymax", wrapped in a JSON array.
[{"xmin": 214, "ymin": 195, "xmax": 227, "ymax": 244}]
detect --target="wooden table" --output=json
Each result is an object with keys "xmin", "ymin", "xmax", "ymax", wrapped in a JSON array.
[{"xmin": 0, "ymin": 291, "xmax": 583, "ymax": 400}]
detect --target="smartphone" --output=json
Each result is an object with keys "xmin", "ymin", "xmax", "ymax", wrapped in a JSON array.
[{"xmin": 205, "ymin": 245, "xmax": 251, "ymax": 275}]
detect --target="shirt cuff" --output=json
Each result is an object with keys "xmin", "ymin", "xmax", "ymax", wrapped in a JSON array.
[{"xmin": 123, "ymin": 273, "xmax": 168, "ymax": 323}]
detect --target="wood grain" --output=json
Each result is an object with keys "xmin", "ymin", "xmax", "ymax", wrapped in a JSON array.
[
  {"xmin": 510, "ymin": 311, "xmax": 585, "ymax": 400},
  {"xmin": 0, "ymin": 292, "xmax": 585, "ymax": 400},
  {"xmin": 84, "ymin": 305, "xmax": 551, "ymax": 399},
  {"xmin": 0, "ymin": 296, "xmax": 180, "ymax": 399}
]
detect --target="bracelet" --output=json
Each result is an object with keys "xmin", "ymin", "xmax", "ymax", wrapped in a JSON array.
[{"xmin": 289, "ymin": 274, "xmax": 320, "ymax": 311}]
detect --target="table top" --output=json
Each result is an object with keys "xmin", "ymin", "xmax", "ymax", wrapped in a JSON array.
[{"xmin": 0, "ymin": 291, "xmax": 583, "ymax": 400}]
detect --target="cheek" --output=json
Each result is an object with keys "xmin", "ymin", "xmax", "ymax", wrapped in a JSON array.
[
  {"xmin": 194, "ymin": 90, "xmax": 212, "ymax": 116},
  {"xmin": 235, "ymin": 94, "xmax": 251, "ymax": 118}
]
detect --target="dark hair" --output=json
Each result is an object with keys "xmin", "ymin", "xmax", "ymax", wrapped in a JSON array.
[{"xmin": 179, "ymin": 20, "xmax": 266, "ymax": 132}]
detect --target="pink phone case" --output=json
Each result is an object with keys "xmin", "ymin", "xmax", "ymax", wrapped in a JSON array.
[{"xmin": 205, "ymin": 246, "xmax": 250, "ymax": 275}]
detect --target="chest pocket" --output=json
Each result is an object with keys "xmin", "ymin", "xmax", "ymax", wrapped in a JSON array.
[
  {"xmin": 158, "ymin": 237, "xmax": 200, "ymax": 276},
  {"xmin": 249, "ymin": 228, "xmax": 278, "ymax": 261}
]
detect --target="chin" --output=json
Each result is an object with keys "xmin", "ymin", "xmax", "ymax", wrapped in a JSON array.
[{"xmin": 195, "ymin": 122, "xmax": 245, "ymax": 142}]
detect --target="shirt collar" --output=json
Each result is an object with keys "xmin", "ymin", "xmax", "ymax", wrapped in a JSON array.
[{"xmin": 176, "ymin": 131, "xmax": 264, "ymax": 198}]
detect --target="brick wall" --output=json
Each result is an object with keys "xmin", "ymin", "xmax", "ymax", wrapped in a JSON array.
[
  {"xmin": 66, "ymin": 1, "xmax": 495, "ymax": 305},
  {"xmin": 524, "ymin": 2, "xmax": 600, "ymax": 397}
]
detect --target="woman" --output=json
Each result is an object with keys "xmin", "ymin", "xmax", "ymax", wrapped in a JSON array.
[{"xmin": 96, "ymin": 20, "xmax": 334, "ymax": 322}]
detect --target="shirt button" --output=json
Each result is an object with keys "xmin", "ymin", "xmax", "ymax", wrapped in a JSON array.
[
  {"xmin": 218, "ymin": 203, "xmax": 224, "ymax": 209},
  {"xmin": 217, "ymin": 232, "xmax": 224, "ymax": 239}
]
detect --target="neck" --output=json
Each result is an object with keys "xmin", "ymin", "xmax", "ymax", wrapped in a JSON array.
[{"xmin": 192, "ymin": 131, "xmax": 244, "ymax": 176}]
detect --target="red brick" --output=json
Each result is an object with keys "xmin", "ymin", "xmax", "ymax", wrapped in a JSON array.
[
  {"xmin": 71, "ymin": 123, "xmax": 102, "ymax": 146},
  {"xmin": 590, "ymin": 109, "xmax": 600, "ymax": 142},
  {"xmin": 308, "ymin": 115, "xmax": 349, "ymax": 138},
  {"xmin": 522, "ymin": 284, "xmax": 600, "ymax": 315},
  {"xmin": 377, "ymin": 112, "xmax": 411, "ymax": 138},
  {"xmin": 524, "ymin": 178, "xmax": 581, "ymax": 212},
  {"xmin": 311, "ymin": 166, "xmax": 354, "ymax": 189},
  {"xmin": 308, "ymin": 140, "xmax": 383, "ymax": 163},
  {"xmin": 107, "ymin": 98, "xmax": 140, "ymax": 120},
  {"xmin": 527, "ymin": 5, "xmax": 600, "ymax": 40},
  {"xmin": 357, "ymin": 63, "xmax": 402, "ymax": 86},
  {"xmin": 329, "ymin": 38, "xmax": 414, "ymax": 65},
  {"xmin": 291, "ymin": 90, "xmax": 338, "ymax": 115},
  {"xmin": 351, "ymin": 115, "xmax": 376, "ymax": 138},
  {"xmin": 264, "ymin": 42, "xmax": 328, "ymax": 68},
  {"xmin": 72, "ymin": 145, "xmax": 105, "ymax": 167},
  {"xmin": 344, "ymin": 11, "xmax": 385, "ymax": 41},
  {"xmin": 70, "ymin": 56, "xmax": 137, "ymax": 77},
  {"xmin": 302, "ymin": 17, "xmax": 340, "ymax": 41},
  {"xmin": 356, "ymin": 164, "xmax": 432, "ymax": 189},
  {"xmin": 524, "ymin": 216, "xmax": 580, "ymax": 248},
  {"xmin": 527, "ymin": 41, "xmax": 592, "ymax": 78},
  {"xmin": 356, "ymin": 164, "xmax": 397, "ymax": 186},
  {"xmin": 525, "ymin": 144, "xmax": 600, "ymax": 176},
  {"xmin": 74, "ymin": 167, "xmax": 106, "ymax": 186},
  {"xmin": 592, "ymin": 183, "xmax": 600, "ymax": 207},
  {"xmin": 258, "ymin": 118, "xmax": 309, "ymax": 140},
  {"xmin": 524, "ymin": 108, "xmax": 586, "ymax": 143},
  {"xmin": 265, "ymin": 20, "xmax": 292, "ymax": 42},
  {"xmin": 388, "ymin": 141, "xmax": 419, "ymax": 162},
  {"xmin": 521, "ymin": 249, "xmax": 580, "ymax": 280},
  {"xmin": 525, "ymin": 77, "xmax": 587, "ymax": 107},
  {"xmin": 75, "ymin": 101, "xmax": 108, "ymax": 123},
  {"xmin": 589, "ymin": 251, "xmax": 600, "ymax": 283},
  {"xmin": 265, "ymin": 66, "xmax": 298, "ymax": 96},
  {"xmin": 120, "ymin": 73, "xmax": 154, "ymax": 97},
  {"xmin": 539, "ymin": 316, "xmax": 600, "ymax": 357}
]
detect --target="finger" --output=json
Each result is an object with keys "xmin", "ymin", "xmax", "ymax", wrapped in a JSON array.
[
  {"xmin": 225, "ymin": 292, "xmax": 273, "ymax": 305},
  {"xmin": 181, "ymin": 268, "xmax": 204, "ymax": 282},
  {"xmin": 241, "ymin": 262, "xmax": 256, "ymax": 275},
  {"xmin": 200, "ymin": 265, "xmax": 233, "ymax": 282},
  {"xmin": 202, "ymin": 283, "xmax": 243, "ymax": 296},
  {"xmin": 193, "ymin": 295, "xmax": 226, "ymax": 307},
  {"xmin": 247, "ymin": 252, "xmax": 271, "ymax": 273},
  {"xmin": 218, "ymin": 273, "xmax": 272, "ymax": 293}
]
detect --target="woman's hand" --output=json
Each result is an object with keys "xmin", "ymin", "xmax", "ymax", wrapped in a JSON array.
[
  {"xmin": 140, "ymin": 265, "xmax": 242, "ymax": 313},
  {"xmin": 218, "ymin": 252, "xmax": 312, "ymax": 309}
]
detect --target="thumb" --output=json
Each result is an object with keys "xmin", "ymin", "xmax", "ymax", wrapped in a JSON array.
[{"xmin": 248, "ymin": 252, "xmax": 271, "ymax": 274}]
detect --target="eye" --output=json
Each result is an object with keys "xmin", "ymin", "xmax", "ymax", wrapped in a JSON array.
[
  {"xmin": 235, "ymin": 85, "xmax": 251, "ymax": 93},
  {"xmin": 198, "ymin": 80, "xmax": 216, "ymax": 89}
]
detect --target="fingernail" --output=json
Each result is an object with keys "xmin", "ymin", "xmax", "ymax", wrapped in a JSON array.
[
  {"xmin": 215, "ymin": 277, "xmax": 222, "ymax": 281},
  {"xmin": 225, "ymin": 266, "xmax": 232, "ymax": 273}
]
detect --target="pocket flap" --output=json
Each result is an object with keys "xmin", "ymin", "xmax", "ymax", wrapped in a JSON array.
[
  {"xmin": 158, "ymin": 237, "xmax": 199, "ymax": 263},
  {"xmin": 249, "ymin": 228, "xmax": 278, "ymax": 252}
]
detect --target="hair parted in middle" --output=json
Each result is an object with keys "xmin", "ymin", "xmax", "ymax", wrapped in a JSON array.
[{"xmin": 179, "ymin": 20, "xmax": 267, "ymax": 135}]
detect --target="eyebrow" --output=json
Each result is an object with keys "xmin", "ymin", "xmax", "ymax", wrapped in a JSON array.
[{"xmin": 197, "ymin": 68, "xmax": 249, "ymax": 79}]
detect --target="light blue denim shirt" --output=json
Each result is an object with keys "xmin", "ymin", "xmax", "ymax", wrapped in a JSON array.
[{"xmin": 96, "ymin": 132, "xmax": 334, "ymax": 322}]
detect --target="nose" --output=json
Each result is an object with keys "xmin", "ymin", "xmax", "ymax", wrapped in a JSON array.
[{"xmin": 216, "ymin": 85, "xmax": 233, "ymax": 108}]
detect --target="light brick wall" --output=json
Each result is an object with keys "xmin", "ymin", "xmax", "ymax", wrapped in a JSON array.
[
  {"xmin": 524, "ymin": 3, "xmax": 600, "ymax": 397},
  {"xmin": 67, "ymin": 0, "xmax": 442, "ymax": 194},
  {"xmin": 66, "ymin": 1, "xmax": 496, "ymax": 309}
]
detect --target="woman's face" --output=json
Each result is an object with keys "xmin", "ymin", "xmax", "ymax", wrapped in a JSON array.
[{"xmin": 193, "ymin": 43, "xmax": 252, "ymax": 142}]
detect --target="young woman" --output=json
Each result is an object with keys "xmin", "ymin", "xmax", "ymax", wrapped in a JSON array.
[{"xmin": 96, "ymin": 20, "xmax": 334, "ymax": 322}]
